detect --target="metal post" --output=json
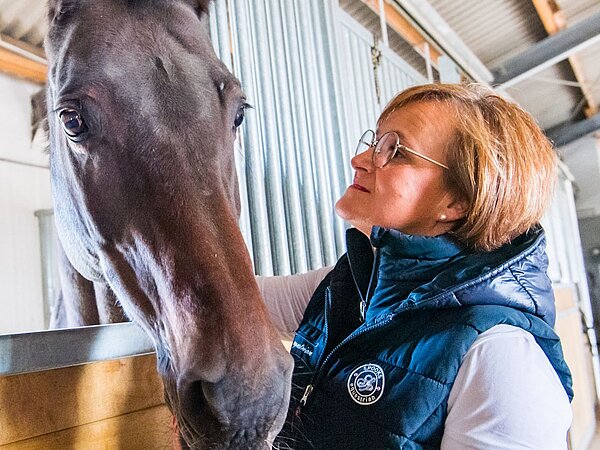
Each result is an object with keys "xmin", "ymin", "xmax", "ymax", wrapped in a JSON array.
[
  {"xmin": 324, "ymin": 1, "xmax": 355, "ymax": 191},
  {"xmin": 424, "ymin": 42, "xmax": 433, "ymax": 83},
  {"xmin": 378, "ymin": 0, "xmax": 389, "ymax": 48},
  {"xmin": 208, "ymin": 2, "xmax": 220, "ymax": 55},
  {"xmin": 34, "ymin": 210, "xmax": 61, "ymax": 329},
  {"xmin": 338, "ymin": 26, "xmax": 363, "ymax": 170}
]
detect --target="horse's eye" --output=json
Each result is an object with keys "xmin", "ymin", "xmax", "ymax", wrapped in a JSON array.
[
  {"xmin": 59, "ymin": 109, "xmax": 88, "ymax": 140},
  {"xmin": 233, "ymin": 105, "xmax": 246, "ymax": 129}
]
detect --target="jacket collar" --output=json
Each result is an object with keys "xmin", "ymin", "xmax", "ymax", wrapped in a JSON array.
[
  {"xmin": 346, "ymin": 225, "xmax": 556, "ymax": 327},
  {"xmin": 370, "ymin": 226, "xmax": 463, "ymax": 261}
]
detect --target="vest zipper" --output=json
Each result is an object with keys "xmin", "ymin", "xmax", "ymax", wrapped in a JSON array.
[
  {"xmin": 349, "ymin": 248, "xmax": 381, "ymax": 322},
  {"xmin": 295, "ymin": 296, "xmax": 396, "ymax": 415},
  {"xmin": 299, "ymin": 384, "xmax": 313, "ymax": 406},
  {"xmin": 295, "ymin": 286, "xmax": 332, "ymax": 417}
]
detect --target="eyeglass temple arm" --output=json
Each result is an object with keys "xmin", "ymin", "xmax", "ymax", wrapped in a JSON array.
[{"xmin": 400, "ymin": 145, "xmax": 449, "ymax": 170}]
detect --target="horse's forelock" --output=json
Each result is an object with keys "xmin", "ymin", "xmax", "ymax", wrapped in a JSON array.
[
  {"xmin": 176, "ymin": 0, "xmax": 212, "ymax": 16},
  {"xmin": 48, "ymin": 0, "xmax": 213, "ymax": 15},
  {"xmin": 194, "ymin": 0, "xmax": 212, "ymax": 14},
  {"xmin": 123, "ymin": 0, "xmax": 212, "ymax": 13}
]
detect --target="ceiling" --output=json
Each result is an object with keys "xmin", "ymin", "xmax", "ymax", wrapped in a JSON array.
[
  {"xmin": 1, "ymin": 0, "xmax": 599, "ymax": 146},
  {"xmin": 425, "ymin": 0, "xmax": 600, "ymax": 138},
  {"xmin": 343, "ymin": 0, "xmax": 600, "ymax": 145},
  {"xmin": 0, "ymin": 0, "xmax": 45, "ymax": 47}
]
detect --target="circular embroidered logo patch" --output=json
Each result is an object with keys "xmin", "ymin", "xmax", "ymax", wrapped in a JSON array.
[{"xmin": 347, "ymin": 363, "xmax": 385, "ymax": 405}]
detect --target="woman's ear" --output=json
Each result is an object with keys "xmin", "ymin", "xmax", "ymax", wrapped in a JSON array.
[{"xmin": 440, "ymin": 195, "xmax": 468, "ymax": 223}]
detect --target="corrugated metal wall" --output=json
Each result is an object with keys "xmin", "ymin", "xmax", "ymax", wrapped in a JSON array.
[
  {"xmin": 227, "ymin": 0, "xmax": 345, "ymax": 275},
  {"xmin": 207, "ymin": 0, "xmax": 591, "ymax": 295},
  {"xmin": 7, "ymin": 0, "xmax": 591, "ymax": 327},
  {"xmin": 209, "ymin": 0, "xmax": 426, "ymax": 275}
]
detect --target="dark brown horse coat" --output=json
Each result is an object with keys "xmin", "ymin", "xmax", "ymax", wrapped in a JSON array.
[{"xmin": 44, "ymin": 1, "xmax": 293, "ymax": 448}]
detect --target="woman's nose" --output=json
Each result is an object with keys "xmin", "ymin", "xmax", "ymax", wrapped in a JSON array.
[{"xmin": 351, "ymin": 147, "xmax": 374, "ymax": 171}]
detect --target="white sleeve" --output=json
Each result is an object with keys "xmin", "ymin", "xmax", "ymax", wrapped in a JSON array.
[
  {"xmin": 256, "ymin": 266, "xmax": 333, "ymax": 339},
  {"xmin": 441, "ymin": 324, "xmax": 572, "ymax": 450}
]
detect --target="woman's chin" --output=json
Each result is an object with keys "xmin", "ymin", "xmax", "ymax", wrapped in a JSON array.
[
  {"xmin": 334, "ymin": 202, "xmax": 369, "ymax": 235},
  {"xmin": 334, "ymin": 197, "xmax": 352, "ymax": 221}
]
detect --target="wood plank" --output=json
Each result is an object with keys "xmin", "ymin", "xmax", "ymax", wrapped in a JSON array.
[
  {"xmin": 0, "ymin": 405, "xmax": 173, "ymax": 450},
  {"xmin": 0, "ymin": 354, "xmax": 165, "ymax": 445},
  {"xmin": 361, "ymin": 0, "xmax": 441, "ymax": 64},
  {"xmin": 0, "ymin": 46, "xmax": 46, "ymax": 85},
  {"xmin": 555, "ymin": 285, "xmax": 577, "ymax": 313},
  {"xmin": 553, "ymin": 286, "xmax": 597, "ymax": 450}
]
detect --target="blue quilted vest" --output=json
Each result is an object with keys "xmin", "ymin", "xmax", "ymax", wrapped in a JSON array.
[{"xmin": 275, "ymin": 227, "xmax": 573, "ymax": 450}]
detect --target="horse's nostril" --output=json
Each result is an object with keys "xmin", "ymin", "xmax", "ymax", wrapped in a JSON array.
[
  {"xmin": 176, "ymin": 378, "xmax": 213, "ymax": 445},
  {"xmin": 180, "ymin": 380, "xmax": 207, "ymax": 418}
]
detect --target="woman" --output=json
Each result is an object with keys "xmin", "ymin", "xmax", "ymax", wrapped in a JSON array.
[{"xmin": 262, "ymin": 83, "xmax": 573, "ymax": 449}]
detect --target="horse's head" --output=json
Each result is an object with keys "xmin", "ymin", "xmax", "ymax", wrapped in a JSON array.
[{"xmin": 44, "ymin": 0, "xmax": 293, "ymax": 447}]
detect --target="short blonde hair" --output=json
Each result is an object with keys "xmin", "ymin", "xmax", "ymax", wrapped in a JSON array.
[{"xmin": 379, "ymin": 83, "xmax": 557, "ymax": 251}]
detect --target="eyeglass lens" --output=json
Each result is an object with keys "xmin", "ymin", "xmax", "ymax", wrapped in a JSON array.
[
  {"xmin": 354, "ymin": 129, "xmax": 448, "ymax": 169},
  {"xmin": 355, "ymin": 130, "xmax": 375, "ymax": 156},
  {"xmin": 373, "ymin": 132, "xmax": 399, "ymax": 168},
  {"xmin": 355, "ymin": 130, "xmax": 401, "ymax": 167}
]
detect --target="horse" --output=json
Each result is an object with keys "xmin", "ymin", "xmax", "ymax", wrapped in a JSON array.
[
  {"xmin": 44, "ymin": 0, "xmax": 294, "ymax": 448},
  {"xmin": 32, "ymin": 88, "xmax": 127, "ymax": 328},
  {"xmin": 51, "ymin": 243, "xmax": 127, "ymax": 327}
]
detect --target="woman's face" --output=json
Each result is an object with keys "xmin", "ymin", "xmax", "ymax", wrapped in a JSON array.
[{"xmin": 335, "ymin": 101, "xmax": 466, "ymax": 237}]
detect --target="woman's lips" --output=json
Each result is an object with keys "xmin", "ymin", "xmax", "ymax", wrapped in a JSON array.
[{"xmin": 351, "ymin": 183, "xmax": 370, "ymax": 193}]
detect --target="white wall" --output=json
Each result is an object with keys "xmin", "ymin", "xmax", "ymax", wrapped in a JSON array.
[{"xmin": 0, "ymin": 72, "xmax": 52, "ymax": 334}]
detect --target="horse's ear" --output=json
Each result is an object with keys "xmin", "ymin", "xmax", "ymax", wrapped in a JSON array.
[
  {"xmin": 46, "ymin": 0, "xmax": 77, "ymax": 23},
  {"xmin": 47, "ymin": 0, "xmax": 59, "ymax": 20},
  {"xmin": 31, "ymin": 87, "xmax": 48, "ymax": 144},
  {"xmin": 191, "ymin": 0, "xmax": 212, "ymax": 17}
]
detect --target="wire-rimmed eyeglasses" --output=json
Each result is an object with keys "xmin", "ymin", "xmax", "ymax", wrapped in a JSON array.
[{"xmin": 355, "ymin": 129, "xmax": 449, "ymax": 170}]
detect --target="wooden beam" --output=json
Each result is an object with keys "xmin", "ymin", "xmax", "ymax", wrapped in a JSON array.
[
  {"xmin": 568, "ymin": 54, "xmax": 599, "ymax": 117},
  {"xmin": 532, "ymin": 0, "xmax": 598, "ymax": 117},
  {"xmin": 532, "ymin": 0, "xmax": 565, "ymax": 34},
  {"xmin": 361, "ymin": 0, "xmax": 441, "ymax": 65},
  {"xmin": 0, "ymin": 35, "xmax": 47, "ymax": 85},
  {"xmin": 0, "ymin": 34, "xmax": 46, "ymax": 60}
]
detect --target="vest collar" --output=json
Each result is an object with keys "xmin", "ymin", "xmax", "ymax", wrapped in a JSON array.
[
  {"xmin": 346, "ymin": 227, "xmax": 466, "ymax": 322},
  {"xmin": 370, "ymin": 226, "xmax": 463, "ymax": 262},
  {"xmin": 346, "ymin": 225, "xmax": 555, "ymax": 327}
]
